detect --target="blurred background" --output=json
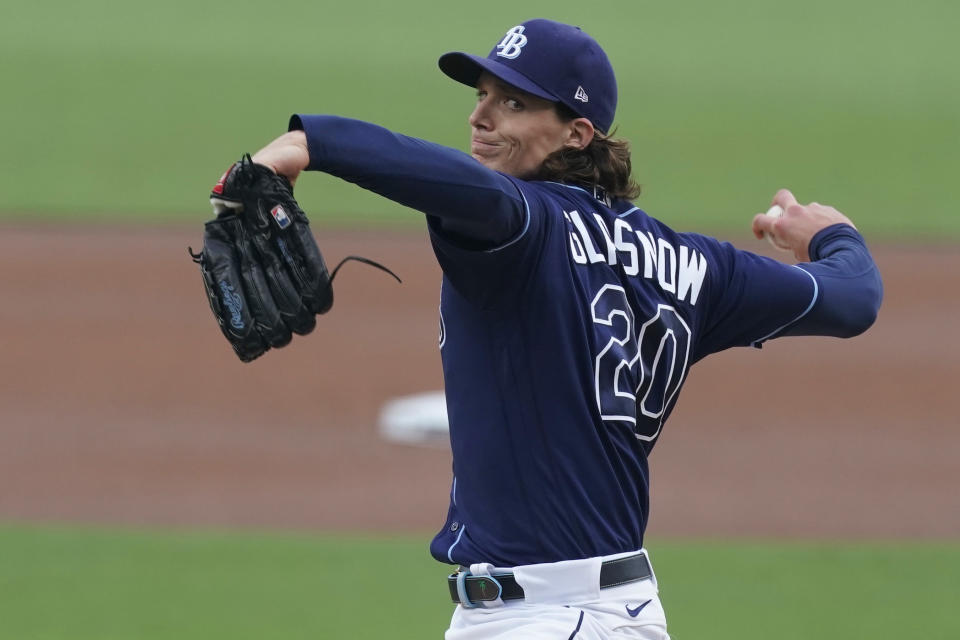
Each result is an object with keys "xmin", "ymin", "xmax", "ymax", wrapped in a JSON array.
[
  {"xmin": 1, "ymin": 0, "xmax": 958, "ymax": 638},
  {"xmin": 3, "ymin": 0, "xmax": 957, "ymax": 236}
]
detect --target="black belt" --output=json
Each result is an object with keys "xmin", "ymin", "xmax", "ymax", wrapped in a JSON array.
[{"xmin": 448, "ymin": 552, "xmax": 652, "ymax": 606}]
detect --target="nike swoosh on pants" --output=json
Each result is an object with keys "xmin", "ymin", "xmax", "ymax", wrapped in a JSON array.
[{"xmin": 625, "ymin": 599, "xmax": 652, "ymax": 617}]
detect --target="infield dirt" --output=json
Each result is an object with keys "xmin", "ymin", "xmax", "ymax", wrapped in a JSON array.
[{"xmin": 1, "ymin": 225, "xmax": 957, "ymax": 539}]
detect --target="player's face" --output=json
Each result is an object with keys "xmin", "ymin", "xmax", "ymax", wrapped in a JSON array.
[{"xmin": 469, "ymin": 73, "xmax": 575, "ymax": 179}]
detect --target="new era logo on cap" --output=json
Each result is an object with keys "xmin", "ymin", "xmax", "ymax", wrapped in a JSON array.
[{"xmin": 574, "ymin": 86, "xmax": 588, "ymax": 103}]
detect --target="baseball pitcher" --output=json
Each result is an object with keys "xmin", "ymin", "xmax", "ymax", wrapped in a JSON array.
[{"xmin": 193, "ymin": 19, "xmax": 883, "ymax": 639}]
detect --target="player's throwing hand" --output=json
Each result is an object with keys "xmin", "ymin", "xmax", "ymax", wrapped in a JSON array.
[{"xmin": 752, "ymin": 188, "xmax": 856, "ymax": 262}]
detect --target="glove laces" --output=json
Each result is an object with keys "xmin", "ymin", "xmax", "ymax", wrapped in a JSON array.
[{"xmin": 329, "ymin": 255, "xmax": 401, "ymax": 284}]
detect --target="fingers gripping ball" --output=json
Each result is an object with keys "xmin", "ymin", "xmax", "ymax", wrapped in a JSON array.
[
  {"xmin": 190, "ymin": 155, "xmax": 401, "ymax": 362},
  {"xmin": 762, "ymin": 204, "xmax": 791, "ymax": 252}
]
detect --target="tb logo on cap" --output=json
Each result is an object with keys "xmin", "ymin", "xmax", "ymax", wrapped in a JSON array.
[{"xmin": 496, "ymin": 26, "xmax": 527, "ymax": 59}]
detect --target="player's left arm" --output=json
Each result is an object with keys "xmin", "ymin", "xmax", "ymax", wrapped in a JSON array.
[
  {"xmin": 250, "ymin": 130, "xmax": 310, "ymax": 186},
  {"xmin": 248, "ymin": 120, "xmax": 529, "ymax": 246}
]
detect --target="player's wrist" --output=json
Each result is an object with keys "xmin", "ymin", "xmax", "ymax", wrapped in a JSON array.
[
  {"xmin": 807, "ymin": 223, "xmax": 863, "ymax": 261},
  {"xmin": 251, "ymin": 131, "xmax": 309, "ymax": 184}
]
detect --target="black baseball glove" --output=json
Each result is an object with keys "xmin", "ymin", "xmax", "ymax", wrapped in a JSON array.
[{"xmin": 190, "ymin": 155, "xmax": 399, "ymax": 362}]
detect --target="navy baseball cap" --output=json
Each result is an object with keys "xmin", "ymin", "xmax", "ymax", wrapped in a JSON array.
[{"xmin": 439, "ymin": 19, "xmax": 618, "ymax": 133}]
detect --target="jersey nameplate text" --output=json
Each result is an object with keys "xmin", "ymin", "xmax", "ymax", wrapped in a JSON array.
[{"xmin": 564, "ymin": 210, "xmax": 708, "ymax": 305}]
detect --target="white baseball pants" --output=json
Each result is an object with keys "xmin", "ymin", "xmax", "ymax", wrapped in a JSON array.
[{"xmin": 444, "ymin": 549, "xmax": 670, "ymax": 640}]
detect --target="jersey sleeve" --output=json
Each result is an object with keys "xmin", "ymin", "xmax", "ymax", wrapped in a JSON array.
[
  {"xmin": 782, "ymin": 224, "xmax": 883, "ymax": 338},
  {"xmin": 289, "ymin": 114, "xmax": 525, "ymax": 247},
  {"xmin": 691, "ymin": 224, "xmax": 882, "ymax": 359},
  {"xmin": 426, "ymin": 178, "xmax": 555, "ymax": 307}
]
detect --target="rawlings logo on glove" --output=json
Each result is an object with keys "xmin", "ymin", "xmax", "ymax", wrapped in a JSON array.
[{"xmin": 190, "ymin": 155, "xmax": 399, "ymax": 362}]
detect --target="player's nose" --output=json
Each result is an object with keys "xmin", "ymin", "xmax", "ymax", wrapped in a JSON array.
[{"xmin": 468, "ymin": 99, "xmax": 492, "ymax": 130}]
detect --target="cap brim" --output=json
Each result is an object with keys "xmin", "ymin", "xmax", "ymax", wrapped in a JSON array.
[{"xmin": 438, "ymin": 52, "xmax": 557, "ymax": 104}]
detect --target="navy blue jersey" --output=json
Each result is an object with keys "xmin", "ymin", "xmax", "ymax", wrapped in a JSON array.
[{"xmin": 292, "ymin": 115, "xmax": 882, "ymax": 567}]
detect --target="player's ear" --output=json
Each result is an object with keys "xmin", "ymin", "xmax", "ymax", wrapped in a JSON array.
[{"xmin": 564, "ymin": 118, "xmax": 595, "ymax": 151}]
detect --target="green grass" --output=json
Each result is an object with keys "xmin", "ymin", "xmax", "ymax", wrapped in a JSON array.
[
  {"xmin": 658, "ymin": 540, "xmax": 960, "ymax": 639},
  {"xmin": 0, "ymin": 525, "xmax": 454, "ymax": 640},
  {"xmin": 2, "ymin": 0, "xmax": 957, "ymax": 238},
  {"xmin": 1, "ymin": 525, "xmax": 958, "ymax": 639}
]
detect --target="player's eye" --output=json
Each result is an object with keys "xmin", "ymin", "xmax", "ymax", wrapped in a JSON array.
[
  {"xmin": 476, "ymin": 90, "xmax": 488, "ymax": 101},
  {"xmin": 505, "ymin": 97, "xmax": 524, "ymax": 111}
]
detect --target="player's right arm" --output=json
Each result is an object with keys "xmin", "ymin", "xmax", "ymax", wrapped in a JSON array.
[
  {"xmin": 691, "ymin": 193, "xmax": 882, "ymax": 358},
  {"xmin": 754, "ymin": 189, "xmax": 882, "ymax": 339},
  {"xmin": 777, "ymin": 223, "xmax": 882, "ymax": 339},
  {"xmin": 751, "ymin": 189, "xmax": 856, "ymax": 262}
]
